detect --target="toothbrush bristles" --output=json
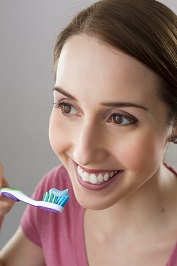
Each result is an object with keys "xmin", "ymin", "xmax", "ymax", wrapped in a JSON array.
[
  {"xmin": 58, "ymin": 195, "xmax": 70, "ymax": 207},
  {"xmin": 42, "ymin": 192, "xmax": 70, "ymax": 207}
]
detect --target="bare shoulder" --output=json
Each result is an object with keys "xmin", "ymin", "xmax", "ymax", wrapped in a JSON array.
[{"xmin": 0, "ymin": 227, "xmax": 45, "ymax": 266}]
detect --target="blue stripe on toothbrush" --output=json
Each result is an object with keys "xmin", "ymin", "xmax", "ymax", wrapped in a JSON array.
[{"xmin": 42, "ymin": 189, "xmax": 70, "ymax": 207}]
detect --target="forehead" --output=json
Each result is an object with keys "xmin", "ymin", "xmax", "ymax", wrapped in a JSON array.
[{"xmin": 56, "ymin": 35, "xmax": 160, "ymax": 105}]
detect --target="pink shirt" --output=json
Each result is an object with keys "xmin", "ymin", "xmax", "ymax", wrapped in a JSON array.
[{"xmin": 21, "ymin": 164, "xmax": 177, "ymax": 265}]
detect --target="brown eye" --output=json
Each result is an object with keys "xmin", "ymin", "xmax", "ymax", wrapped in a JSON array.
[
  {"xmin": 61, "ymin": 103, "xmax": 72, "ymax": 114},
  {"xmin": 112, "ymin": 114, "xmax": 123, "ymax": 124},
  {"xmin": 54, "ymin": 101, "xmax": 77, "ymax": 116},
  {"xmin": 108, "ymin": 113, "xmax": 137, "ymax": 126}
]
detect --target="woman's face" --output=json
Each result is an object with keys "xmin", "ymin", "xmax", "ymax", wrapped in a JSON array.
[{"xmin": 49, "ymin": 35, "xmax": 171, "ymax": 210}]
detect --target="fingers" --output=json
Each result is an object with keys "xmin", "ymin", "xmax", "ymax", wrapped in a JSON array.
[
  {"xmin": 0, "ymin": 161, "xmax": 15, "ymax": 216},
  {"xmin": 2, "ymin": 177, "xmax": 10, "ymax": 188},
  {"xmin": 0, "ymin": 161, "xmax": 10, "ymax": 187}
]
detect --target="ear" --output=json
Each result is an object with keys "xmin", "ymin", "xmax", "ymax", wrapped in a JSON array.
[{"xmin": 167, "ymin": 124, "xmax": 177, "ymax": 144}]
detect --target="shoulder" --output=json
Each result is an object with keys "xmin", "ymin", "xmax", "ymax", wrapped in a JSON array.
[
  {"xmin": 167, "ymin": 242, "xmax": 177, "ymax": 265},
  {"xmin": 164, "ymin": 163, "xmax": 177, "ymax": 176},
  {"xmin": 39, "ymin": 164, "xmax": 71, "ymax": 187},
  {"xmin": 21, "ymin": 164, "xmax": 84, "ymax": 241},
  {"xmin": 20, "ymin": 165, "xmax": 85, "ymax": 265}
]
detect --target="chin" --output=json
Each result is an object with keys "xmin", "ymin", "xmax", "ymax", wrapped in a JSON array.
[{"xmin": 74, "ymin": 192, "xmax": 118, "ymax": 211}]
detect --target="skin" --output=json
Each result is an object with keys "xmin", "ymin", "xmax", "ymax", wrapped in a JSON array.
[
  {"xmin": 50, "ymin": 34, "xmax": 174, "ymax": 210},
  {"xmin": 1, "ymin": 34, "xmax": 177, "ymax": 265},
  {"xmin": 49, "ymin": 35, "xmax": 177, "ymax": 265},
  {"xmin": 0, "ymin": 163, "xmax": 45, "ymax": 266}
]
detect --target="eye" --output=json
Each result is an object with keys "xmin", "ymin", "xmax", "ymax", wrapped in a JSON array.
[
  {"xmin": 53, "ymin": 101, "xmax": 77, "ymax": 115},
  {"xmin": 108, "ymin": 113, "xmax": 137, "ymax": 126}
]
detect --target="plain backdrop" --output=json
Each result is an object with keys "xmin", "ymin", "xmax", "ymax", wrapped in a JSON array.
[{"xmin": 0, "ymin": 0, "xmax": 177, "ymax": 248}]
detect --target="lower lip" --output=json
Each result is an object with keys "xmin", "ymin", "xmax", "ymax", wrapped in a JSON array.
[{"xmin": 74, "ymin": 164, "xmax": 124, "ymax": 191}]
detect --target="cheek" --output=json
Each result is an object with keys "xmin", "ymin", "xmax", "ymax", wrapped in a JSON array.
[
  {"xmin": 113, "ymin": 132, "xmax": 166, "ymax": 173},
  {"xmin": 49, "ymin": 113, "xmax": 68, "ymax": 158}
]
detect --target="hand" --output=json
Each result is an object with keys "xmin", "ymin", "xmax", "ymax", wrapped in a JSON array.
[{"xmin": 0, "ymin": 161, "xmax": 15, "ymax": 216}]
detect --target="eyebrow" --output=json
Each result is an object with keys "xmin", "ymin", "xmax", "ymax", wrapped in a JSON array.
[
  {"xmin": 100, "ymin": 101, "xmax": 148, "ymax": 110},
  {"xmin": 53, "ymin": 87, "xmax": 76, "ymax": 100},
  {"xmin": 53, "ymin": 87, "xmax": 148, "ymax": 111}
]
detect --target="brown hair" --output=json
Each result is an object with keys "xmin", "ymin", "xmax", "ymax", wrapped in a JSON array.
[{"xmin": 54, "ymin": 0, "xmax": 177, "ymax": 124}]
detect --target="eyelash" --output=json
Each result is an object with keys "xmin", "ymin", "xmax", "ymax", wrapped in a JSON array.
[
  {"xmin": 107, "ymin": 113, "xmax": 138, "ymax": 126},
  {"xmin": 53, "ymin": 101, "xmax": 77, "ymax": 116},
  {"xmin": 53, "ymin": 101, "xmax": 138, "ymax": 126}
]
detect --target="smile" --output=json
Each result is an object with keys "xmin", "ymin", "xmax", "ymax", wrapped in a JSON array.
[{"xmin": 77, "ymin": 165, "xmax": 119, "ymax": 185}]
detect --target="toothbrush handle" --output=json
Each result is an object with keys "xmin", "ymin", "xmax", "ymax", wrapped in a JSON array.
[{"xmin": 0, "ymin": 191, "xmax": 20, "ymax": 201}]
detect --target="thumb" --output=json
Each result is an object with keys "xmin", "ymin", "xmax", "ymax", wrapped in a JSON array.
[
  {"xmin": 0, "ymin": 161, "xmax": 15, "ymax": 214},
  {"xmin": 0, "ymin": 161, "xmax": 10, "ymax": 187}
]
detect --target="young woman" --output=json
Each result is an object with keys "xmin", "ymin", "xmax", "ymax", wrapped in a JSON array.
[{"xmin": 1, "ymin": 0, "xmax": 177, "ymax": 265}]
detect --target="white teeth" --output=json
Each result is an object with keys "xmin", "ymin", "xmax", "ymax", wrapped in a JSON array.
[
  {"xmin": 103, "ymin": 173, "xmax": 109, "ymax": 181},
  {"xmin": 78, "ymin": 166, "xmax": 82, "ymax": 176},
  {"xmin": 90, "ymin": 174, "xmax": 97, "ymax": 184},
  {"xmin": 82, "ymin": 172, "xmax": 90, "ymax": 182},
  {"xmin": 77, "ymin": 165, "xmax": 118, "ymax": 185},
  {"xmin": 110, "ymin": 172, "xmax": 114, "ymax": 177},
  {"xmin": 97, "ymin": 173, "xmax": 104, "ymax": 183}
]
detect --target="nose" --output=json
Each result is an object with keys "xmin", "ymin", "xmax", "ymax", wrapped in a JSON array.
[{"xmin": 73, "ymin": 121, "xmax": 108, "ymax": 166}]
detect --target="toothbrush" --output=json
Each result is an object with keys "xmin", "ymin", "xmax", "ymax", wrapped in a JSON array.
[{"xmin": 0, "ymin": 187, "xmax": 70, "ymax": 213}]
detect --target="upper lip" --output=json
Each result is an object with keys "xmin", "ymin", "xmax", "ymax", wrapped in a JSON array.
[{"xmin": 76, "ymin": 163, "xmax": 119, "ymax": 174}]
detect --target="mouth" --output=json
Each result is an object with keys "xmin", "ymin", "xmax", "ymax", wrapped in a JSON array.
[
  {"xmin": 77, "ymin": 165, "xmax": 119, "ymax": 184},
  {"xmin": 75, "ymin": 163, "xmax": 124, "ymax": 190}
]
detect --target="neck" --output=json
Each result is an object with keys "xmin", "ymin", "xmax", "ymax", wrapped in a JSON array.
[{"xmin": 85, "ymin": 164, "xmax": 177, "ymax": 237}]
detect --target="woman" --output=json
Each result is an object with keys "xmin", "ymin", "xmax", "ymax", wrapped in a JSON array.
[{"xmin": 1, "ymin": 0, "xmax": 177, "ymax": 265}]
